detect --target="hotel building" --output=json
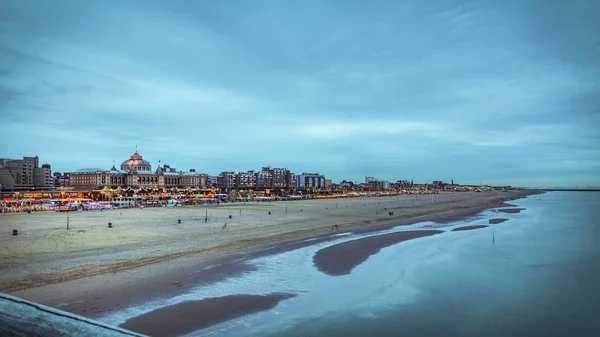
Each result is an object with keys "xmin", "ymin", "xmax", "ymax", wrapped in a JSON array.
[
  {"xmin": 297, "ymin": 173, "xmax": 326, "ymax": 190},
  {"xmin": 69, "ymin": 151, "xmax": 207, "ymax": 191},
  {"xmin": 216, "ymin": 167, "xmax": 322, "ymax": 192}
]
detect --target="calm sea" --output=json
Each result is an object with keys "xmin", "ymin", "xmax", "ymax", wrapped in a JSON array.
[
  {"xmin": 105, "ymin": 192, "xmax": 600, "ymax": 337},
  {"xmin": 261, "ymin": 192, "xmax": 600, "ymax": 337}
]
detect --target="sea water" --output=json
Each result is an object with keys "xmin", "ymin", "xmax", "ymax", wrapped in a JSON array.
[
  {"xmin": 259, "ymin": 191, "xmax": 600, "ymax": 337},
  {"xmin": 103, "ymin": 192, "xmax": 600, "ymax": 337}
]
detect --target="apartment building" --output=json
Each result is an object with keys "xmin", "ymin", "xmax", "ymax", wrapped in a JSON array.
[{"xmin": 0, "ymin": 156, "xmax": 53, "ymax": 190}]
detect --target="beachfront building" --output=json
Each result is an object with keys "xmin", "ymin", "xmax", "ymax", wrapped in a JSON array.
[
  {"xmin": 216, "ymin": 172, "xmax": 237, "ymax": 191},
  {"xmin": 217, "ymin": 167, "xmax": 302, "ymax": 193},
  {"xmin": 237, "ymin": 170, "xmax": 256, "ymax": 189},
  {"xmin": 255, "ymin": 169, "xmax": 273, "ymax": 190},
  {"xmin": 0, "ymin": 156, "xmax": 53, "ymax": 190},
  {"xmin": 53, "ymin": 172, "xmax": 70, "ymax": 188},
  {"xmin": 297, "ymin": 173, "xmax": 326, "ymax": 191},
  {"xmin": 207, "ymin": 175, "xmax": 218, "ymax": 188},
  {"xmin": 0, "ymin": 165, "xmax": 15, "ymax": 191},
  {"xmin": 289, "ymin": 174, "xmax": 298, "ymax": 191},
  {"xmin": 338, "ymin": 180, "xmax": 355, "ymax": 190},
  {"xmin": 69, "ymin": 151, "xmax": 207, "ymax": 191},
  {"xmin": 365, "ymin": 179, "xmax": 391, "ymax": 190}
]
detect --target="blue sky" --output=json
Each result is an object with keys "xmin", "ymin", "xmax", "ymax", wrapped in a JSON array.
[{"xmin": 0, "ymin": 0, "xmax": 599, "ymax": 187}]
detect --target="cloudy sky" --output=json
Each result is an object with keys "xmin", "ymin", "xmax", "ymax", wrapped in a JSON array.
[{"xmin": 1, "ymin": 0, "xmax": 598, "ymax": 187}]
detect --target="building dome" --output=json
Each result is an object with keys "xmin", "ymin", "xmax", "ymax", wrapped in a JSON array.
[{"xmin": 120, "ymin": 151, "xmax": 152, "ymax": 172}]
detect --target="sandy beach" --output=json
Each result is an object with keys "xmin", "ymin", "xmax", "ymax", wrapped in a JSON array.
[
  {"xmin": 1, "ymin": 190, "xmax": 540, "ymax": 332},
  {"xmin": 120, "ymin": 293, "xmax": 296, "ymax": 337}
]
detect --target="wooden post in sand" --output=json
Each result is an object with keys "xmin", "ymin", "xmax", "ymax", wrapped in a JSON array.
[
  {"xmin": 66, "ymin": 215, "xmax": 70, "ymax": 230},
  {"xmin": 286, "ymin": 204, "xmax": 288, "ymax": 214}
]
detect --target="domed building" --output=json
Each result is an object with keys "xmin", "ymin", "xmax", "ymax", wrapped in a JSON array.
[
  {"xmin": 120, "ymin": 151, "xmax": 152, "ymax": 172},
  {"xmin": 69, "ymin": 150, "xmax": 206, "ymax": 191}
]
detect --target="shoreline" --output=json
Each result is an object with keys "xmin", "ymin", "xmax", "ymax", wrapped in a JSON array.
[
  {"xmin": 119, "ymin": 293, "xmax": 296, "ymax": 337},
  {"xmin": 313, "ymin": 230, "xmax": 444, "ymax": 276},
  {"xmin": 5, "ymin": 190, "xmax": 542, "ymax": 317}
]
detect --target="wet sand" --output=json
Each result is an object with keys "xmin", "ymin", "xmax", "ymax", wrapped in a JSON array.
[
  {"xmin": 489, "ymin": 218, "xmax": 509, "ymax": 224},
  {"xmin": 451, "ymin": 225, "xmax": 489, "ymax": 231},
  {"xmin": 63, "ymin": 259, "xmax": 257, "ymax": 319},
  {"xmin": 120, "ymin": 293, "xmax": 296, "ymax": 337},
  {"xmin": 498, "ymin": 208, "xmax": 525, "ymax": 214},
  {"xmin": 313, "ymin": 230, "xmax": 443, "ymax": 276}
]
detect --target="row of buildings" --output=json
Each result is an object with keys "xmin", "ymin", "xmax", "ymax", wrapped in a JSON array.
[
  {"xmin": 47, "ymin": 151, "xmax": 328, "ymax": 192},
  {"xmin": 0, "ymin": 151, "xmax": 329, "ymax": 193},
  {"xmin": 1, "ymin": 151, "xmax": 473, "ymax": 195},
  {"xmin": 67, "ymin": 151, "xmax": 207, "ymax": 191},
  {"xmin": 215, "ymin": 168, "xmax": 327, "ymax": 192}
]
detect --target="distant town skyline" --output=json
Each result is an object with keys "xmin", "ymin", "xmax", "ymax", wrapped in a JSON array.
[
  {"xmin": 1, "ymin": 0, "xmax": 598, "ymax": 188},
  {"xmin": 4, "ymin": 150, "xmax": 598, "ymax": 189}
]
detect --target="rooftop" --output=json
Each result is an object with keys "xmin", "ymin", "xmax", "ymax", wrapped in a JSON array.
[{"xmin": 75, "ymin": 168, "xmax": 103, "ymax": 173}]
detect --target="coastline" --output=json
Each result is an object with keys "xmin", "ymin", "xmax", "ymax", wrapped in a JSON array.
[
  {"xmin": 4, "ymin": 190, "xmax": 542, "ymax": 321},
  {"xmin": 313, "ymin": 230, "xmax": 444, "ymax": 276},
  {"xmin": 119, "ymin": 293, "xmax": 296, "ymax": 337}
]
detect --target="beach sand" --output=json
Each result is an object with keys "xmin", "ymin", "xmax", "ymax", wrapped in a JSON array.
[
  {"xmin": 119, "ymin": 293, "xmax": 296, "ymax": 337},
  {"xmin": 313, "ymin": 230, "xmax": 443, "ymax": 276},
  {"xmin": 497, "ymin": 208, "xmax": 525, "ymax": 214},
  {"xmin": 451, "ymin": 225, "xmax": 489, "ymax": 231},
  {"xmin": 1, "ymin": 190, "xmax": 539, "ymax": 325}
]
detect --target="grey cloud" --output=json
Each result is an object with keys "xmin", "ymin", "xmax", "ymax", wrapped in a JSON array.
[{"xmin": 0, "ymin": 0, "xmax": 598, "ymax": 187}]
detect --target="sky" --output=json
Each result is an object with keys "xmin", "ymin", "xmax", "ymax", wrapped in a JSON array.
[{"xmin": 0, "ymin": 0, "xmax": 599, "ymax": 187}]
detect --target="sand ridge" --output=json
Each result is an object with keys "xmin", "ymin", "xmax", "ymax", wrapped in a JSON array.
[
  {"xmin": 313, "ymin": 230, "xmax": 443, "ymax": 276},
  {"xmin": 119, "ymin": 293, "xmax": 296, "ymax": 336}
]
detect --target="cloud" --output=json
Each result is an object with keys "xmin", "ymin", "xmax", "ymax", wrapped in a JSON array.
[
  {"xmin": 0, "ymin": 0, "xmax": 598, "ymax": 187},
  {"xmin": 297, "ymin": 121, "xmax": 442, "ymax": 139}
]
